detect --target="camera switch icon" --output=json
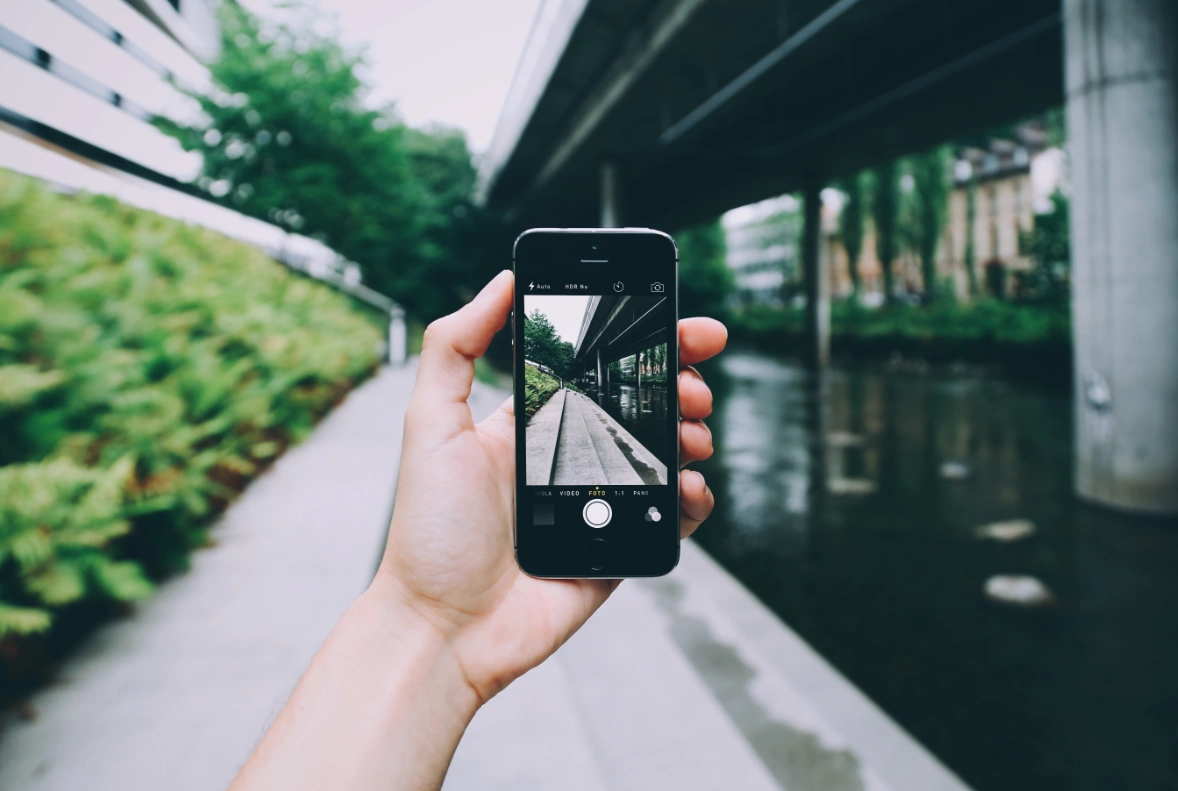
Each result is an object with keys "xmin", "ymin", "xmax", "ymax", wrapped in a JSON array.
[{"xmin": 650, "ymin": 282, "xmax": 664, "ymax": 293}]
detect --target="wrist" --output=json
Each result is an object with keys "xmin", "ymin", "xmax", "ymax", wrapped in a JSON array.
[
  {"xmin": 230, "ymin": 576, "xmax": 481, "ymax": 791},
  {"xmin": 353, "ymin": 573, "xmax": 483, "ymax": 721}
]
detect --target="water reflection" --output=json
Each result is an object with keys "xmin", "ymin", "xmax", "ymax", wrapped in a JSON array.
[
  {"xmin": 594, "ymin": 383, "xmax": 668, "ymax": 463},
  {"xmin": 693, "ymin": 351, "xmax": 1178, "ymax": 791}
]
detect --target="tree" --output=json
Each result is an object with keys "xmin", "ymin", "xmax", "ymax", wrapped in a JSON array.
[
  {"xmin": 964, "ymin": 176, "xmax": 979, "ymax": 298},
  {"xmin": 651, "ymin": 343, "xmax": 667, "ymax": 379},
  {"xmin": 675, "ymin": 220, "xmax": 734, "ymax": 319},
  {"xmin": 872, "ymin": 162, "xmax": 900, "ymax": 305},
  {"xmin": 910, "ymin": 147, "xmax": 951, "ymax": 304},
  {"xmin": 1020, "ymin": 189, "xmax": 1071, "ymax": 303},
  {"xmin": 608, "ymin": 359, "xmax": 623, "ymax": 383},
  {"xmin": 523, "ymin": 310, "xmax": 574, "ymax": 378},
  {"xmin": 157, "ymin": 3, "xmax": 496, "ymax": 323},
  {"xmin": 837, "ymin": 173, "xmax": 865, "ymax": 299}
]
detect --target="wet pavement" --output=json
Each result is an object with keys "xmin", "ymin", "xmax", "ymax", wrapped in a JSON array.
[{"xmin": 691, "ymin": 350, "xmax": 1178, "ymax": 791}]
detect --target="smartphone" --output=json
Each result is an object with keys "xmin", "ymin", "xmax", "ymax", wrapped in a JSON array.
[{"xmin": 513, "ymin": 228, "xmax": 679, "ymax": 578}]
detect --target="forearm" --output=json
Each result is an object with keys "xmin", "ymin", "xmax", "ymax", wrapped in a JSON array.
[{"xmin": 230, "ymin": 579, "xmax": 481, "ymax": 791}]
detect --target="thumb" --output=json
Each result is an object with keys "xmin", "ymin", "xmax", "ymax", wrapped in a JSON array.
[{"xmin": 409, "ymin": 270, "xmax": 513, "ymax": 416}]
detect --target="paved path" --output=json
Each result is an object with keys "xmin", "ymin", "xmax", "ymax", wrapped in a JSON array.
[
  {"xmin": 551, "ymin": 391, "xmax": 667, "ymax": 486},
  {"xmin": 0, "ymin": 362, "xmax": 970, "ymax": 791}
]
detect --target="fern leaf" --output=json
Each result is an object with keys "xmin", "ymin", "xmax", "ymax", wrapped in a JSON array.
[
  {"xmin": 89, "ymin": 558, "xmax": 153, "ymax": 602},
  {"xmin": 0, "ymin": 603, "xmax": 52, "ymax": 637},
  {"xmin": 25, "ymin": 560, "xmax": 86, "ymax": 605}
]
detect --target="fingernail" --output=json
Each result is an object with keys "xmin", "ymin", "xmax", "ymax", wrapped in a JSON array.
[{"xmin": 474, "ymin": 270, "xmax": 512, "ymax": 302}]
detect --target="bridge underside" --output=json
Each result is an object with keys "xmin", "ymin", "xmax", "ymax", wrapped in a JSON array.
[
  {"xmin": 487, "ymin": 0, "xmax": 1178, "ymax": 515},
  {"xmin": 574, "ymin": 295, "xmax": 671, "ymax": 369},
  {"xmin": 481, "ymin": 0, "xmax": 1063, "ymax": 231}
]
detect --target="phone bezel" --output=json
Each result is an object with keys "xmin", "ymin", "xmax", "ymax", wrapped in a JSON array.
[{"xmin": 512, "ymin": 228, "xmax": 680, "ymax": 579}]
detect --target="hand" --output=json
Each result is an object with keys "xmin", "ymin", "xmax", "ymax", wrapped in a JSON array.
[
  {"xmin": 230, "ymin": 270, "xmax": 727, "ymax": 791},
  {"xmin": 375, "ymin": 270, "xmax": 727, "ymax": 704}
]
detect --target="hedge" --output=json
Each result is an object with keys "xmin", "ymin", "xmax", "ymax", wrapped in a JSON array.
[
  {"xmin": 730, "ymin": 300, "xmax": 1072, "ymax": 375},
  {"xmin": 0, "ymin": 170, "xmax": 381, "ymax": 698},
  {"xmin": 524, "ymin": 365, "xmax": 561, "ymax": 420}
]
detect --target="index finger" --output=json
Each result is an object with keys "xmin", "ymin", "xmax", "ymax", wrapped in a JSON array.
[{"xmin": 679, "ymin": 317, "xmax": 728, "ymax": 366}]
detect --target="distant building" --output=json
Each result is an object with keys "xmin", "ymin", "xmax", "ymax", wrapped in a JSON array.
[
  {"xmin": 723, "ymin": 121, "xmax": 1066, "ymax": 305},
  {"xmin": 944, "ymin": 124, "xmax": 1066, "ymax": 299},
  {"xmin": 722, "ymin": 194, "xmax": 802, "ymax": 307},
  {"xmin": 0, "ymin": 0, "xmax": 219, "ymax": 183},
  {"xmin": 724, "ymin": 190, "xmax": 883, "ymax": 307}
]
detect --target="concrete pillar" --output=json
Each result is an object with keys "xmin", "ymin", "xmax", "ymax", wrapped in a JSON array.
[
  {"xmin": 1065, "ymin": 0, "xmax": 1178, "ymax": 514},
  {"xmin": 802, "ymin": 178, "xmax": 830, "ymax": 369},
  {"xmin": 637, "ymin": 350, "xmax": 642, "ymax": 388},
  {"xmin": 387, "ymin": 305, "xmax": 407, "ymax": 366},
  {"xmin": 596, "ymin": 349, "xmax": 604, "ymax": 396},
  {"xmin": 600, "ymin": 161, "xmax": 621, "ymax": 228}
]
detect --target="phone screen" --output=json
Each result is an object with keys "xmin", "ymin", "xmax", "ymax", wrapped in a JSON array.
[{"xmin": 513, "ymin": 229, "xmax": 679, "ymax": 578}]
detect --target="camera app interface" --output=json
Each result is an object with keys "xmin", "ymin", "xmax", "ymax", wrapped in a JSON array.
[
  {"xmin": 522, "ymin": 286, "xmax": 674, "ymax": 536},
  {"xmin": 524, "ymin": 292, "xmax": 671, "ymax": 486}
]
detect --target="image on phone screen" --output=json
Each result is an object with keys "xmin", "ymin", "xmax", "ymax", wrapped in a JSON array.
[{"xmin": 523, "ymin": 293, "xmax": 670, "ymax": 486}]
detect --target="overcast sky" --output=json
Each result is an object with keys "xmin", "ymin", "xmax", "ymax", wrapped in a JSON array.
[
  {"xmin": 525, "ymin": 295, "xmax": 590, "ymax": 346},
  {"xmin": 242, "ymin": 0, "xmax": 542, "ymax": 153}
]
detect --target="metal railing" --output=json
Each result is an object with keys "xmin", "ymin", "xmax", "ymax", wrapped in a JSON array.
[{"xmin": 277, "ymin": 248, "xmax": 407, "ymax": 365}]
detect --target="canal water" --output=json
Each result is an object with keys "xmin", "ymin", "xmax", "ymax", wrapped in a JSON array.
[{"xmin": 688, "ymin": 351, "xmax": 1178, "ymax": 791}]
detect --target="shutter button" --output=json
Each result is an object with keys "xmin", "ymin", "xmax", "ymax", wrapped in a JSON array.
[{"xmin": 583, "ymin": 499, "xmax": 612, "ymax": 528}]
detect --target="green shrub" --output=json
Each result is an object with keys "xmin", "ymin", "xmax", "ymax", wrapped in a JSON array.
[
  {"xmin": 730, "ymin": 300, "xmax": 1070, "ymax": 360},
  {"xmin": 524, "ymin": 365, "xmax": 561, "ymax": 420},
  {"xmin": 0, "ymin": 170, "xmax": 380, "ymax": 684}
]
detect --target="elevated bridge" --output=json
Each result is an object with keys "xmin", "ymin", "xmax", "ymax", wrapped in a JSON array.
[
  {"xmin": 481, "ymin": 0, "xmax": 1178, "ymax": 515},
  {"xmin": 479, "ymin": 0, "xmax": 1064, "ymax": 230}
]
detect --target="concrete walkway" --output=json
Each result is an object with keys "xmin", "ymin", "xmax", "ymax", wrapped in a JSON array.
[
  {"xmin": 0, "ymin": 362, "xmax": 970, "ymax": 791},
  {"xmin": 551, "ymin": 391, "xmax": 667, "ymax": 486}
]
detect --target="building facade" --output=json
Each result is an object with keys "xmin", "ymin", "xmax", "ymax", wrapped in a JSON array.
[
  {"xmin": 725, "ymin": 122, "xmax": 1066, "ymax": 306},
  {"xmin": 0, "ymin": 0, "xmax": 219, "ymax": 182},
  {"xmin": 722, "ymin": 194, "xmax": 802, "ymax": 307},
  {"xmin": 0, "ymin": 0, "xmax": 380, "ymax": 302},
  {"xmin": 942, "ymin": 123, "xmax": 1061, "ymax": 299}
]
